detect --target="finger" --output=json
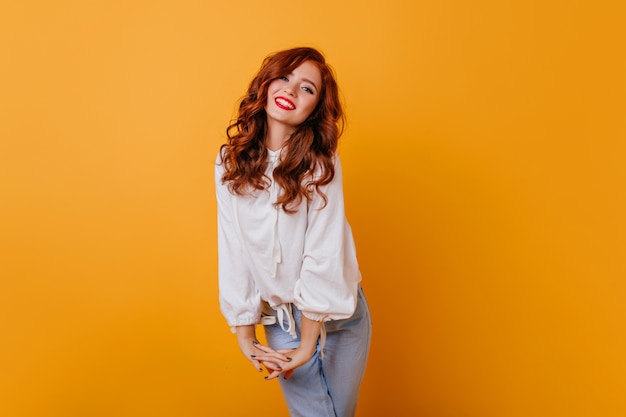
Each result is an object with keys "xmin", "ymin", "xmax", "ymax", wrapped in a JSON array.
[
  {"xmin": 253, "ymin": 355, "xmax": 290, "ymax": 369},
  {"xmin": 264, "ymin": 369, "xmax": 282, "ymax": 381},
  {"xmin": 275, "ymin": 352, "xmax": 294, "ymax": 362},
  {"xmin": 263, "ymin": 363, "xmax": 283, "ymax": 373},
  {"xmin": 249, "ymin": 358, "xmax": 264, "ymax": 372},
  {"xmin": 252, "ymin": 351, "xmax": 290, "ymax": 363},
  {"xmin": 253, "ymin": 343, "xmax": 296, "ymax": 364},
  {"xmin": 254, "ymin": 349, "xmax": 287, "ymax": 359},
  {"xmin": 251, "ymin": 341, "xmax": 277, "ymax": 353}
]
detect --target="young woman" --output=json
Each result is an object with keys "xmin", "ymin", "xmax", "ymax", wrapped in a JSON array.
[{"xmin": 215, "ymin": 47, "xmax": 371, "ymax": 417}]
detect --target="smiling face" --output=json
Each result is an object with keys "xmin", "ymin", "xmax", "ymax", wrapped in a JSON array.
[{"xmin": 265, "ymin": 60, "xmax": 322, "ymax": 134}]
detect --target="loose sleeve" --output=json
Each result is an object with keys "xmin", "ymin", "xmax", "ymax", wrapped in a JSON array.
[
  {"xmin": 293, "ymin": 155, "xmax": 362, "ymax": 322},
  {"xmin": 215, "ymin": 154, "xmax": 261, "ymax": 328}
]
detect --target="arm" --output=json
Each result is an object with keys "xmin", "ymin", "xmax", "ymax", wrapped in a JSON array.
[
  {"xmin": 215, "ymin": 155, "xmax": 262, "ymax": 372},
  {"xmin": 294, "ymin": 155, "xmax": 361, "ymax": 321}
]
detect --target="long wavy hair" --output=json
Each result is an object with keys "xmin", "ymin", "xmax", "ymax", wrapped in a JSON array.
[{"xmin": 220, "ymin": 47, "xmax": 345, "ymax": 213}]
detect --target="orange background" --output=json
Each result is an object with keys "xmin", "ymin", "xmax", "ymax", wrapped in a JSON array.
[{"xmin": 1, "ymin": 1, "xmax": 625, "ymax": 416}]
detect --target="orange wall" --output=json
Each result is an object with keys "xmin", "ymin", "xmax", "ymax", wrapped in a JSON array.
[{"xmin": 1, "ymin": 1, "xmax": 625, "ymax": 416}]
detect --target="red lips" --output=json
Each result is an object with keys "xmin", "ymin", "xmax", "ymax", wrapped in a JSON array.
[{"xmin": 275, "ymin": 96, "xmax": 296, "ymax": 110}]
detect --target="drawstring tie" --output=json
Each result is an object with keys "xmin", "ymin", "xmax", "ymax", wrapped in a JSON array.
[
  {"xmin": 261, "ymin": 303, "xmax": 297, "ymax": 339},
  {"xmin": 261, "ymin": 302, "xmax": 327, "ymax": 359},
  {"xmin": 268, "ymin": 153, "xmax": 282, "ymax": 279}
]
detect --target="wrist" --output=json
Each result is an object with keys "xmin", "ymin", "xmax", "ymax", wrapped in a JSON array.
[
  {"xmin": 297, "ymin": 342, "xmax": 317, "ymax": 357},
  {"xmin": 298, "ymin": 316, "xmax": 323, "ymax": 354},
  {"xmin": 235, "ymin": 325, "xmax": 257, "ymax": 344}
]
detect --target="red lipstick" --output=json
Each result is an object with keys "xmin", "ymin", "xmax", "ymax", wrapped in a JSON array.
[{"xmin": 275, "ymin": 96, "xmax": 296, "ymax": 110}]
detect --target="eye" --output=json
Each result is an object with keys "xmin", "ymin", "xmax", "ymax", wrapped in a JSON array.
[
  {"xmin": 302, "ymin": 86, "xmax": 314, "ymax": 95},
  {"xmin": 279, "ymin": 76, "xmax": 289, "ymax": 81}
]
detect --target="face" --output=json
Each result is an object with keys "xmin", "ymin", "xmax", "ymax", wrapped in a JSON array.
[{"xmin": 265, "ymin": 60, "xmax": 322, "ymax": 133}]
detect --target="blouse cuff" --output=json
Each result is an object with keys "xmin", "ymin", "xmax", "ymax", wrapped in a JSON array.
[
  {"xmin": 301, "ymin": 311, "xmax": 331, "ymax": 322},
  {"xmin": 227, "ymin": 317, "xmax": 260, "ymax": 333}
]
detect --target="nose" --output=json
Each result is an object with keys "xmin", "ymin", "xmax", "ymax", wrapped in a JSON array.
[{"xmin": 283, "ymin": 83, "xmax": 296, "ymax": 97}]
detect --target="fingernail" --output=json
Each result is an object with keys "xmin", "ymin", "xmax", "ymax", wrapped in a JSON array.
[
  {"xmin": 264, "ymin": 376, "xmax": 269, "ymax": 380},
  {"xmin": 276, "ymin": 366, "xmax": 282, "ymax": 370},
  {"xmin": 250, "ymin": 355, "xmax": 256, "ymax": 358},
  {"xmin": 258, "ymin": 367, "xmax": 263, "ymax": 372},
  {"xmin": 252, "ymin": 341, "xmax": 259, "ymax": 345},
  {"xmin": 291, "ymin": 347, "xmax": 297, "ymax": 350},
  {"xmin": 286, "ymin": 357, "xmax": 292, "ymax": 361}
]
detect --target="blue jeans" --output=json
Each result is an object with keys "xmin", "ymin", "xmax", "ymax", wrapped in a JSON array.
[{"xmin": 263, "ymin": 287, "xmax": 372, "ymax": 417}]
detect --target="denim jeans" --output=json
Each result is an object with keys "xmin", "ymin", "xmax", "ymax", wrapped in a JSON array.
[{"xmin": 263, "ymin": 287, "xmax": 372, "ymax": 417}]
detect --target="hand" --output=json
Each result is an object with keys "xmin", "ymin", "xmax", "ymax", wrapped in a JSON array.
[
  {"xmin": 252, "ymin": 316, "xmax": 322, "ymax": 380},
  {"xmin": 234, "ymin": 325, "xmax": 265, "ymax": 373},
  {"xmin": 251, "ymin": 341, "xmax": 314, "ymax": 380},
  {"xmin": 235, "ymin": 328, "xmax": 310, "ymax": 378}
]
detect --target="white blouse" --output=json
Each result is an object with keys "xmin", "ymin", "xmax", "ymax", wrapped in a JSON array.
[{"xmin": 215, "ymin": 148, "xmax": 362, "ymax": 330}]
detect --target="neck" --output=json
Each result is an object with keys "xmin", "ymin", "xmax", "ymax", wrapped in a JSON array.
[{"xmin": 265, "ymin": 120, "xmax": 294, "ymax": 151}]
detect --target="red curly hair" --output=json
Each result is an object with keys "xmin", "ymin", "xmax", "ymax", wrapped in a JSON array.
[{"xmin": 219, "ymin": 47, "xmax": 345, "ymax": 213}]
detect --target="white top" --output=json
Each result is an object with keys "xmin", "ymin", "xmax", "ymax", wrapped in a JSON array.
[{"xmin": 215, "ymin": 148, "xmax": 362, "ymax": 328}]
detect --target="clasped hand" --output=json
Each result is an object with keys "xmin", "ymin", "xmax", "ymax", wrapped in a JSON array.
[{"xmin": 245, "ymin": 340, "xmax": 310, "ymax": 380}]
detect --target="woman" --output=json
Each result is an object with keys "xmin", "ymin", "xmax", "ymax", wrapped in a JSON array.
[{"xmin": 215, "ymin": 47, "xmax": 371, "ymax": 417}]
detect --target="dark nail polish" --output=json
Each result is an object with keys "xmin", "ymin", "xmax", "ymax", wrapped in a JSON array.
[
  {"xmin": 252, "ymin": 341, "xmax": 259, "ymax": 345},
  {"xmin": 264, "ymin": 376, "xmax": 269, "ymax": 380},
  {"xmin": 286, "ymin": 357, "xmax": 292, "ymax": 361},
  {"xmin": 250, "ymin": 355, "xmax": 256, "ymax": 358}
]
